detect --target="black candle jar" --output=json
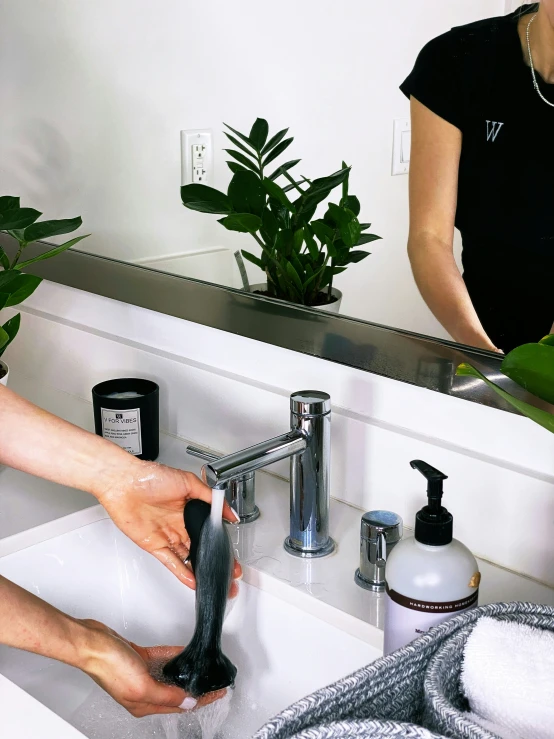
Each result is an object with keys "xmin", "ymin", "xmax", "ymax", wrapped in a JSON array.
[{"xmin": 92, "ymin": 378, "xmax": 159, "ymax": 461}]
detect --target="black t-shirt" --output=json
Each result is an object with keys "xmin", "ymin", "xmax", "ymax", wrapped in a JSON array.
[{"xmin": 401, "ymin": 4, "xmax": 554, "ymax": 351}]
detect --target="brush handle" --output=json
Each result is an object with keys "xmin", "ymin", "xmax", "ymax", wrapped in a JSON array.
[{"xmin": 184, "ymin": 499, "xmax": 211, "ymax": 573}]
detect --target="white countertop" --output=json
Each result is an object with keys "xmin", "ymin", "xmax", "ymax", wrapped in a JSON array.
[{"xmin": 2, "ymin": 373, "xmax": 554, "ymax": 738}]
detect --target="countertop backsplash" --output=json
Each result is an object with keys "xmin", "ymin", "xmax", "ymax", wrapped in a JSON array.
[{"xmin": 2, "ymin": 279, "xmax": 554, "ymax": 586}]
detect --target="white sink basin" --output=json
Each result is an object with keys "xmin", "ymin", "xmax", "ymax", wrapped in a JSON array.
[{"xmin": 0, "ymin": 516, "xmax": 380, "ymax": 738}]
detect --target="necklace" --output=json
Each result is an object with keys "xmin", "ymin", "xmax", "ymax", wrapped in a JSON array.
[{"xmin": 526, "ymin": 13, "xmax": 554, "ymax": 107}]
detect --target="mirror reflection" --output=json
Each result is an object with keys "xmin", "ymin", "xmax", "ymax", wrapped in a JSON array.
[{"xmin": 0, "ymin": 1, "xmax": 552, "ymax": 354}]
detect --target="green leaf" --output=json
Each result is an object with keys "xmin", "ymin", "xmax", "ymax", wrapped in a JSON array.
[
  {"xmin": 0, "ymin": 313, "xmax": 21, "ymax": 356},
  {"xmin": 224, "ymin": 149, "xmax": 260, "ymax": 174},
  {"xmin": 23, "ymin": 216, "xmax": 82, "ymax": 243},
  {"xmin": 342, "ymin": 195, "xmax": 360, "ymax": 217},
  {"xmin": 356, "ymin": 233, "xmax": 382, "ymax": 246},
  {"xmin": 340, "ymin": 215, "xmax": 361, "ymax": 249},
  {"xmin": 228, "ymin": 170, "xmax": 266, "ymax": 216},
  {"xmin": 223, "ymin": 123, "xmax": 256, "ymax": 150},
  {"xmin": 539, "ymin": 335, "xmax": 554, "ymax": 347},
  {"xmin": 303, "ymin": 264, "xmax": 326, "ymax": 290},
  {"xmin": 0, "ymin": 270, "xmax": 21, "ymax": 292},
  {"xmin": 500, "ymin": 343, "xmax": 554, "ymax": 405},
  {"xmin": 304, "ymin": 228, "xmax": 320, "ymax": 260},
  {"xmin": 263, "ymin": 179, "xmax": 295, "ymax": 212},
  {"xmin": 0, "ymin": 325, "xmax": 9, "ymax": 352},
  {"xmin": 285, "ymin": 260, "xmax": 304, "ymax": 295},
  {"xmin": 223, "ymin": 132, "xmax": 259, "ymax": 160},
  {"xmin": 0, "ymin": 196, "xmax": 20, "ymax": 214},
  {"xmin": 294, "ymin": 167, "xmax": 351, "ymax": 222},
  {"xmin": 249, "ymin": 118, "xmax": 269, "ymax": 151},
  {"xmin": 241, "ymin": 250, "xmax": 264, "ymax": 270},
  {"xmin": 262, "ymin": 138, "xmax": 293, "ymax": 167},
  {"xmin": 344, "ymin": 250, "xmax": 371, "ymax": 264},
  {"xmin": 310, "ymin": 220, "xmax": 334, "ymax": 247},
  {"xmin": 293, "ymin": 228, "xmax": 304, "ymax": 254},
  {"xmin": 0, "ymin": 247, "xmax": 9, "ymax": 270},
  {"xmin": 304, "ymin": 167, "xmax": 351, "ymax": 199},
  {"xmin": 456, "ymin": 363, "xmax": 554, "ymax": 434},
  {"xmin": 275, "ymin": 229, "xmax": 294, "ymax": 257},
  {"xmin": 218, "ymin": 213, "xmax": 262, "ymax": 233},
  {"xmin": 181, "ymin": 184, "xmax": 233, "ymax": 214},
  {"xmin": 269, "ymin": 159, "xmax": 301, "ymax": 181},
  {"xmin": 261, "ymin": 128, "xmax": 289, "ymax": 156},
  {"xmin": 268, "ymin": 199, "xmax": 290, "ymax": 229},
  {"xmin": 15, "ymin": 235, "xmax": 89, "ymax": 270},
  {"xmin": 3, "ymin": 273, "xmax": 42, "ymax": 306},
  {"xmin": 359, "ymin": 223, "xmax": 372, "ymax": 231},
  {"xmin": 0, "ymin": 208, "xmax": 41, "ymax": 231},
  {"xmin": 0, "ymin": 293, "xmax": 10, "ymax": 310},
  {"xmin": 261, "ymin": 207, "xmax": 279, "ymax": 245},
  {"xmin": 324, "ymin": 202, "xmax": 352, "ymax": 228},
  {"xmin": 226, "ymin": 161, "xmax": 250, "ymax": 175},
  {"xmin": 7, "ymin": 228, "xmax": 25, "ymax": 242}
]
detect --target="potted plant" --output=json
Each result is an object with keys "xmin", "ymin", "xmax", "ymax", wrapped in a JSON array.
[
  {"xmin": 457, "ymin": 336, "xmax": 554, "ymax": 434},
  {"xmin": 0, "ymin": 196, "xmax": 88, "ymax": 386},
  {"xmin": 180, "ymin": 118, "xmax": 381, "ymax": 312}
]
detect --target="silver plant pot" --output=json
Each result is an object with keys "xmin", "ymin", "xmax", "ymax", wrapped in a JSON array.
[{"xmin": 248, "ymin": 283, "xmax": 342, "ymax": 314}]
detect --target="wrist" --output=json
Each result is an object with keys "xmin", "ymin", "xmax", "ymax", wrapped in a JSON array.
[
  {"xmin": 69, "ymin": 618, "xmax": 112, "ymax": 676},
  {"xmin": 92, "ymin": 453, "xmax": 145, "ymax": 504},
  {"xmin": 451, "ymin": 327, "xmax": 497, "ymax": 352}
]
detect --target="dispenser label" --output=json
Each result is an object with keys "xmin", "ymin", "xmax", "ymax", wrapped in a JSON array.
[
  {"xmin": 101, "ymin": 408, "xmax": 142, "ymax": 455},
  {"xmin": 384, "ymin": 586, "xmax": 479, "ymax": 655}
]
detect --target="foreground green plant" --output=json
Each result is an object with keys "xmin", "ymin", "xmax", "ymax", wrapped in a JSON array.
[
  {"xmin": 0, "ymin": 196, "xmax": 89, "ymax": 356},
  {"xmin": 457, "ymin": 335, "xmax": 554, "ymax": 433},
  {"xmin": 180, "ymin": 118, "xmax": 381, "ymax": 307}
]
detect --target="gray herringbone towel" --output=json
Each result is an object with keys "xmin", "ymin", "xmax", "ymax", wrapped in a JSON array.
[{"xmin": 253, "ymin": 602, "xmax": 554, "ymax": 739}]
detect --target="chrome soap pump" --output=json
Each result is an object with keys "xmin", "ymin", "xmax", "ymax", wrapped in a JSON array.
[{"xmin": 355, "ymin": 510, "xmax": 403, "ymax": 591}]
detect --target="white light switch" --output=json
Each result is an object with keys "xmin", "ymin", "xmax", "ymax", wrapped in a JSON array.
[
  {"xmin": 392, "ymin": 118, "xmax": 411, "ymax": 176},
  {"xmin": 181, "ymin": 130, "xmax": 213, "ymax": 185}
]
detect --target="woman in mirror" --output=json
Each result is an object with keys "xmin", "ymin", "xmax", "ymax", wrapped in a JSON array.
[{"xmin": 403, "ymin": 2, "xmax": 553, "ymax": 354}]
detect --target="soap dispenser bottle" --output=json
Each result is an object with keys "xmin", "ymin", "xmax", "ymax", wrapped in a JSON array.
[{"xmin": 383, "ymin": 460, "xmax": 480, "ymax": 655}]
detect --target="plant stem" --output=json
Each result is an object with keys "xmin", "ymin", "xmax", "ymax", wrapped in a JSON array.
[
  {"xmin": 327, "ymin": 261, "xmax": 334, "ymax": 302},
  {"xmin": 10, "ymin": 241, "xmax": 27, "ymax": 269}
]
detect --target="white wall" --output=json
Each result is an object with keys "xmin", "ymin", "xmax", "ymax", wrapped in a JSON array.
[
  {"xmin": 0, "ymin": 0, "xmax": 504, "ymax": 337},
  {"xmin": 3, "ymin": 280, "xmax": 554, "ymax": 588}
]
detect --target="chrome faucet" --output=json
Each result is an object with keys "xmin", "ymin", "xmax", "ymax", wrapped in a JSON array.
[{"xmin": 202, "ymin": 390, "xmax": 335, "ymax": 559}]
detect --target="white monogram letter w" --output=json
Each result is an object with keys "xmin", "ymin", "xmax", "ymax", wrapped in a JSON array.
[{"xmin": 486, "ymin": 120, "xmax": 504, "ymax": 142}]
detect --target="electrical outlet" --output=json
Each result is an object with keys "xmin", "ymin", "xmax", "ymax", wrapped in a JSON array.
[{"xmin": 181, "ymin": 130, "xmax": 213, "ymax": 186}]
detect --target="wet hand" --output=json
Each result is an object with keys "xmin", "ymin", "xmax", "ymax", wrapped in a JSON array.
[
  {"xmin": 79, "ymin": 619, "xmax": 225, "ymax": 717},
  {"xmin": 97, "ymin": 461, "xmax": 242, "ymax": 595}
]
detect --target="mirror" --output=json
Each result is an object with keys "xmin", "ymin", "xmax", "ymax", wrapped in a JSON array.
[{"xmin": 0, "ymin": 1, "xmax": 551, "ymax": 356}]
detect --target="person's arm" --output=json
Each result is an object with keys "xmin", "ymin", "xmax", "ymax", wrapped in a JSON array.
[
  {"xmin": 0, "ymin": 575, "xmax": 222, "ymax": 716},
  {"xmin": 0, "ymin": 385, "xmax": 241, "ymax": 592},
  {"xmin": 407, "ymin": 97, "xmax": 500, "ymax": 352}
]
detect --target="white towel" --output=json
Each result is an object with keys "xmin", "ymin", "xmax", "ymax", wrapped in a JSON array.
[{"xmin": 461, "ymin": 616, "xmax": 554, "ymax": 739}]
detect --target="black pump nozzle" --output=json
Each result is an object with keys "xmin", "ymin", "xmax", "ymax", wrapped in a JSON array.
[
  {"xmin": 410, "ymin": 460, "xmax": 452, "ymax": 546},
  {"xmin": 410, "ymin": 460, "xmax": 448, "ymax": 513}
]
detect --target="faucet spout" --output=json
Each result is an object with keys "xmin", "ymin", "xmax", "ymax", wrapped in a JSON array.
[
  {"xmin": 203, "ymin": 431, "xmax": 306, "ymax": 489},
  {"xmin": 202, "ymin": 390, "xmax": 335, "ymax": 559}
]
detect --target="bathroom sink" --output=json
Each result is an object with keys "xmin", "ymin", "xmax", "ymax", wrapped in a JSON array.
[{"xmin": 0, "ymin": 515, "xmax": 380, "ymax": 738}]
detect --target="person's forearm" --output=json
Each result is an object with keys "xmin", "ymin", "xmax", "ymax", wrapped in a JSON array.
[
  {"xmin": 0, "ymin": 385, "xmax": 141, "ymax": 498},
  {"xmin": 0, "ymin": 575, "xmax": 94, "ymax": 669},
  {"xmin": 408, "ymin": 233, "xmax": 498, "ymax": 351}
]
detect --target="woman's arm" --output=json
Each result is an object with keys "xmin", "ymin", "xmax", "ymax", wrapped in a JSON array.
[
  {"xmin": 407, "ymin": 97, "xmax": 499, "ymax": 351},
  {"xmin": 0, "ymin": 575, "xmax": 222, "ymax": 716},
  {"xmin": 0, "ymin": 385, "xmax": 241, "ymax": 591}
]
